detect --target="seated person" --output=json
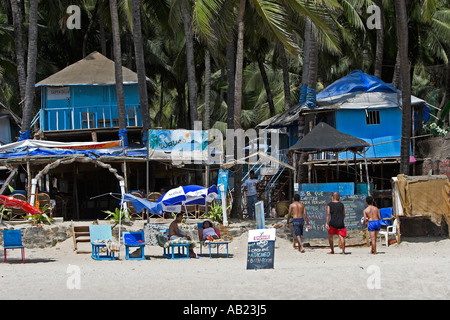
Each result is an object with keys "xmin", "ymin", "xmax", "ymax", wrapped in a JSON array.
[
  {"xmin": 202, "ymin": 220, "xmax": 219, "ymax": 241},
  {"xmin": 168, "ymin": 213, "xmax": 196, "ymax": 258}
]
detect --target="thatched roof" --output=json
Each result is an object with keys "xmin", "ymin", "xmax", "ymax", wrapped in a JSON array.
[
  {"xmin": 36, "ymin": 51, "xmax": 150, "ymax": 87},
  {"xmin": 289, "ymin": 122, "xmax": 370, "ymax": 153}
]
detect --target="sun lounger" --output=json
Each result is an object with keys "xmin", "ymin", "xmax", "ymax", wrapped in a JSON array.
[
  {"xmin": 156, "ymin": 230, "xmax": 194, "ymax": 259},
  {"xmin": 89, "ymin": 225, "xmax": 117, "ymax": 260},
  {"xmin": 197, "ymin": 222, "xmax": 229, "ymax": 258}
]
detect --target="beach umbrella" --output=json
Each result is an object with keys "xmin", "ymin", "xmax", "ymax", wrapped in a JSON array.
[
  {"xmin": 157, "ymin": 185, "xmax": 219, "ymax": 212},
  {"xmin": 121, "ymin": 193, "xmax": 163, "ymax": 216},
  {"xmin": 0, "ymin": 195, "xmax": 43, "ymax": 216},
  {"xmin": 157, "ymin": 185, "xmax": 219, "ymax": 240}
]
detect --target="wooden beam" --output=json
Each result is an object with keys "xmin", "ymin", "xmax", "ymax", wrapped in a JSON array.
[{"xmin": 0, "ymin": 169, "xmax": 18, "ymax": 194}]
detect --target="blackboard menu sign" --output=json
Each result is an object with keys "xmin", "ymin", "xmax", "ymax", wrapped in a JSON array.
[
  {"xmin": 247, "ymin": 229, "xmax": 276, "ymax": 270},
  {"xmin": 296, "ymin": 191, "xmax": 366, "ymax": 239}
]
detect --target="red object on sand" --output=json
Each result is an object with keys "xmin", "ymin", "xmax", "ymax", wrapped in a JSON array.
[{"xmin": 0, "ymin": 195, "xmax": 43, "ymax": 215}]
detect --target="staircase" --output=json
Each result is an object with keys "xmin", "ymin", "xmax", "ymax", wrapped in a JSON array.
[
  {"xmin": 256, "ymin": 168, "xmax": 290, "ymax": 204},
  {"xmin": 71, "ymin": 222, "xmax": 91, "ymax": 254},
  {"xmin": 239, "ymin": 166, "xmax": 291, "ymax": 217}
]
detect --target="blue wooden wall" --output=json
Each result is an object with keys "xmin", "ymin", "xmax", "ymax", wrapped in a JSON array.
[
  {"xmin": 40, "ymin": 84, "xmax": 142, "ymax": 131},
  {"xmin": 335, "ymin": 108, "xmax": 402, "ymax": 159}
]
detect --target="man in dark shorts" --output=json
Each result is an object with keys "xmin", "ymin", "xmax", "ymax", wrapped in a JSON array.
[
  {"xmin": 326, "ymin": 192, "xmax": 347, "ymax": 254},
  {"xmin": 286, "ymin": 194, "xmax": 310, "ymax": 253}
]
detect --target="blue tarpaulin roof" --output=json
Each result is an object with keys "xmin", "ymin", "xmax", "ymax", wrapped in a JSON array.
[
  {"xmin": 258, "ymin": 70, "xmax": 431, "ymax": 127},
  {"xmin": 317, "ymin": 70, "xmax": 396, "ymax": 100}
]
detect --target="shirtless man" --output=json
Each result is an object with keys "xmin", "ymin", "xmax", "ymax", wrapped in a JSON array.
[
  {"xmin": 286, "ymin": 194, "xmax": 310, "ymax": 253},
  {"xmin": 363, "ymin": 196, "xmax": 381, "ymax": 255},
  {"xmin": 168, "ymin": 213, "xmax": 196, "ymax": 258}
]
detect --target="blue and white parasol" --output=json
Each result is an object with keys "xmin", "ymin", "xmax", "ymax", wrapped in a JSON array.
[{"xmin": 157, "ymin": 185, "xmax": 219, "ymax": 213}]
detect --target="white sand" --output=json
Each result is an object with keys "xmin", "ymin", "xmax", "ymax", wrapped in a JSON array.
[{"xmin": 1, "ymin": 224, "xmax": 450, "ymax": 300}]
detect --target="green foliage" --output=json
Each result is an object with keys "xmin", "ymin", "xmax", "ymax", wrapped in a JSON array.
[
  {"xmin": 0, "ymin": 205, "xmax": 11, "ymax": 220},
  {"xmin": 24, "ymin": 212, "xmax": 54, "ymax": 225},
  {"xmin": 24, "ymin": 204, "xmax": 54, "ymax": 225},
  {"xmin": 206, "ymin": 200, "xmax": 230, "ymax": 223},
  {"xmin": 103, "ymin": 207, "xmax": 129, "ymax": 224}
]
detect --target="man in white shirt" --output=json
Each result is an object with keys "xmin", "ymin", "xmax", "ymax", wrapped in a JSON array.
[{"xmin": 243, "ymin": 170, "xmax": 258, "ymax": 219}]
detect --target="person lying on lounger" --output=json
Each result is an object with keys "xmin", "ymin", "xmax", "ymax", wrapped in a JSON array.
[{"xmin": 202, "ymin": 221, "xmax": 219, "ymax": 241}]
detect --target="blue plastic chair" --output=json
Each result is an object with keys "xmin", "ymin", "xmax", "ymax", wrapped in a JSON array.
[
  {"xmin": 3, "ymin": 230, "xmax": 25, "ymax": 263},
  {"xmin": 123, "ymin": 231, "xmax": 145, "ymax": 260},
  {"xmin": 89, "ymin": 225, "xmax": 116, "ymax": 260}
]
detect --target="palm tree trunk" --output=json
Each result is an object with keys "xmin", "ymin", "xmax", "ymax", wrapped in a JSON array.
[
  {"xmin": 256, "ymin": 50, "xmax": 275, "ymax": 117},
  {"xmin": 373, "ymin": 0, "xmax": 384, "ymax": 79},
  {"xmin": 10, "ymin": 0, "xmax": 26, "ymax": 101},
  {"xmin": 395, "ymin": 0, "xmax": 411, "ymax": 175},
  {"xmin": 109, "ymin": 0, "xmax": 128, "ymax": 147},
  {"xmin": 226, "ymin": 39, "xmax": 236, "ymax": 130},
  {"xmin": 230, "ymin": 0, "xmax": 246, "ymax": 220},
  {"xmin": 182, "ymin": 1, "xmax": 198, "ymax": 130},
  {"xmin": 19, "ymin": 0, "xmax": 38, "ymax": 141},
  {"xmin": 278, "ymin": 41, "xmax": 291, "ymax": 111},
  {"xmin": 234, "ymin": 0, "xmax": 245, "ymax": 131},
  {"xmin": 299, "ymin": 17, "xmax": 311, "ymax": 106},
  {"xmin": 204, "ymin": 49, "xmax": 211, "ymax": 130},
  {"xmin": 131, "ymin": 0, "xmax": 151, "ymax": 144},
  {"xmin": 306, "ymin": 22, "xmax": 318, "ymax": 109},
  {"xmin": 392, "ymin": 51, "xmax": 401, "ymax": 89}
]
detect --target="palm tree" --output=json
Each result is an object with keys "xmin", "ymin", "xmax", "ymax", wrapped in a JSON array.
[
  {"xmin": 131, "ymin": 0, "xmax": 151, "ymax": 143},
  {"xmin": 109, "ymin": 0, "xmax": 128, "ymax": 147},
  {"xmin": 181, "ymin": 0, "xmax": 199, "ymax": 129},
  {"xmin": 228, "ymin": 0, "xmax": 246, "ymax": 218},
  {"xmin": 9, "ymin": 0, "xmax": 26, "ymax": 102},
  {"xmin": 373, "ymin": 0, "xmax": 384, "ymax": 78},
  {"xmin": 395, "ymin": 0, "xmax": 411, "ymax": 174},
  {"xmin": 19, "ymin": 0, "xmax": 38, "ymax": 141}
]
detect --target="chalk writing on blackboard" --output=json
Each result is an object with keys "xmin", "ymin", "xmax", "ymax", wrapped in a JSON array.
[
  {"xmin": 247, "ymin": 229, "xmax": 276, "ymax": 270},
  {"xmin": 296, "ymin": 192, "xmax": 366, "ymax": 239}
]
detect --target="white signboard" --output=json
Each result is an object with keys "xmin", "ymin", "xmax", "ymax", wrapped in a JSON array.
[{"xmin": 47, "ymin": 87, "xmax": 70, "ymax": 100}]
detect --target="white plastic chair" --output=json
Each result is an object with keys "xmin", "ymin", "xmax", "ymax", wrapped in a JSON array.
[{"xmin": 379, "ymin": 218, "xmax": 398, "ymax": 246}]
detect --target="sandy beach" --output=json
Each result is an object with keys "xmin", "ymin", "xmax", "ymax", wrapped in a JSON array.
[{"xmin": 1, "ymin": 219, "xmax": 450, "ymax": 302}]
